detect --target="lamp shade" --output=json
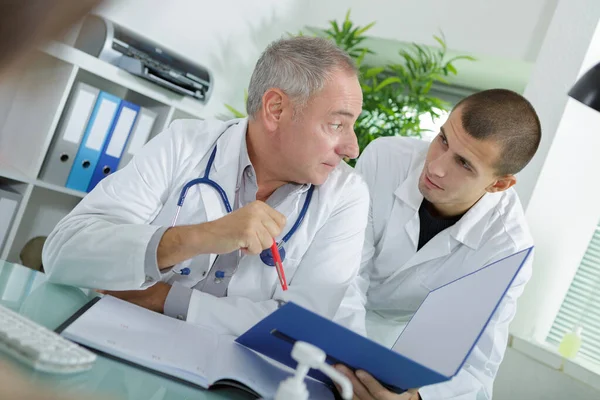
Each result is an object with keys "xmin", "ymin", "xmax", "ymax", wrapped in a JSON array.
[{"xmin": 569, "ymin": 62, "xmax": 600, "ymax": 112}]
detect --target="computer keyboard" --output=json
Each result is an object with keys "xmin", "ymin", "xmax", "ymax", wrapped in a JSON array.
[{"xmin": 0, "ymin": 303, "xmax": 96, "ymax": 373}]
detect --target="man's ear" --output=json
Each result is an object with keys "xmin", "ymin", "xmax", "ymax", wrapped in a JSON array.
[
  {"xmin": 261, "ymin": 88, "xmax": 286, "ymax": 131},
  {"xmin": 486, "ymin": 175, "xmax": 517, "ymax": 193}
]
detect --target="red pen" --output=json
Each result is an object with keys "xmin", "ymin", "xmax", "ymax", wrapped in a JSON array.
[{"xmin": 270, "ymin": 240, "xmax": 288, "ymax": 291}]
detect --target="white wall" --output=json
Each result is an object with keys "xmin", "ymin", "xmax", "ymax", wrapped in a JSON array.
[
  {"xmin": 494, "ymin": 348, "xmax": 599, "ymax": 400},
  {"xmin": 515, "ymin": 0, "xmax": 600, "ymax": 208},
  {"xmin": 95, "ymin": 0, "xmax": 314, "ymax": 117},
  {"xmin": 305, "ymin": 0, "xmax": 557, "ymax": 62},
  {"xmin": 92, "ymin": 0, "xmax": 560, "ymax": 118},
  {"xmin": 511, "ymin": 0, "xmax": 600, "ymax": 342}
]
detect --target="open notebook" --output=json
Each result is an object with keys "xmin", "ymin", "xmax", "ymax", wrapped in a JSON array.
[{"xmin": 57, "ymin": 296, "xmax": 334, "ymax": 399}]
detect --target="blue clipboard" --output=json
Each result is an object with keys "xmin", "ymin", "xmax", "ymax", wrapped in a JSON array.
[{"xmin": 236, "ymin": 247, "xmax": 533, "ymax": 393}]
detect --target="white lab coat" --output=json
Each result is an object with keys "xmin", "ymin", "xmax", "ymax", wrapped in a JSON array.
[
  {"xmin": 342, "ymin": 136, "xmax": 533, "ymax": 400},
  {"xmin": 43, "ymin": 118, "xmax": 369, "ymax": 336}
]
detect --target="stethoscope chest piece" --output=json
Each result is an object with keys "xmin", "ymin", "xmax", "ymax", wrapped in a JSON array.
[
  {"xmin": 260, "ymin": 245, "xmax": 286, "ymax": 267},
  {"xmin": 171, "ymin": 144, "xmax": 314, "ymax": 276}
]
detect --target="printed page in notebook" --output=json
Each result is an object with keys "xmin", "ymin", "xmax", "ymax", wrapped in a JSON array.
[{"xmin": 61, "ymin": 295, "xmax": 218, "ymax": 388}]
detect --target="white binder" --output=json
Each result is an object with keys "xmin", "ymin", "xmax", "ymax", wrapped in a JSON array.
[
  {"xmin": 0, "ymin": 185, "xmax": 22, "ymax": 254},
  {"xmin": 39, "ymin": 82, "xmax": 100, "ymax": 186},
  {"xmin": 117, "ymin": 107, "xmax": 158, "ymax": 170}
]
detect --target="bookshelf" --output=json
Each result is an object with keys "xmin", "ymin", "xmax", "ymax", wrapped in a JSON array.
[{"xmin": 0, "ymin": 41, "xmax": 206, "ymax": 263}]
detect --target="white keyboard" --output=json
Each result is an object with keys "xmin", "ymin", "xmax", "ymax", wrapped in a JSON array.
[{"xmin": 0, "ymin": 303, "xmax": 96, "ymax": 373}]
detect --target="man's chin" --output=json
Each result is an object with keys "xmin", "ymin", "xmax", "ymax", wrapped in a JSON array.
[
  {"xmin": 306, "ymin": 171, "xmax": 330, "ymax": 186},
  {"xmin": 309, "ymin": 176, "xmax": 328, "ymax": 186},
  {"xmin": 418, "ymin": 183, "xmax": 436, "ymax": 204}
]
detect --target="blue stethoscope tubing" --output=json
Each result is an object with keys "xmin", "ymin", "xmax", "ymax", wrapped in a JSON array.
[{"xmin": 171, "ymin": 145, "xmax": 314, "ymax": 275}]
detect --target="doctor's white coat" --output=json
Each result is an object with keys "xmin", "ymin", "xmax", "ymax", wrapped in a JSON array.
[
  {"xmin": 346, "ymin": 137, "xmax": 534, "ymax": 400},
  {"xmin": 42, "ymin": 118, "xmax": 369, "ymax": 336}
]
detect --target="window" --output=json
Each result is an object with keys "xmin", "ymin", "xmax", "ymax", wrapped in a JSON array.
[
  {"xmin": 417, "ymin": 84, "xmax": 469, "ymax": 142},
  {"xmin": 547, "ymin": 224, "xmax": 600, "ymax": 364},
  {"xmin": 419, "ymin": 108, "xmax": 449, "ymax": 142}
]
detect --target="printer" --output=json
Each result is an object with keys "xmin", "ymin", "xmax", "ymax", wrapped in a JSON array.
[{"xmin": 73, "ymin": 15, "xmax": 212, "ymax": 103}]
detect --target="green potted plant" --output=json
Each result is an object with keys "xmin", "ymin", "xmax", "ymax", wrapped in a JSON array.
[{"xmin": 223, "ymin": 10, "xmax": 475, "ymax": 164}]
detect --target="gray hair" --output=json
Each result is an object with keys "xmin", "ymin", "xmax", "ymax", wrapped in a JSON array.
[{"xmin": 246, "ymin": 36, "xmax": 357, "ymax": 118}]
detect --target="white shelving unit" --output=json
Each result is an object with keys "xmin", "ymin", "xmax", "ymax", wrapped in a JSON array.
[{"xmin": 0, "ymin": 41, "xmax": 206, "ymax": 263}]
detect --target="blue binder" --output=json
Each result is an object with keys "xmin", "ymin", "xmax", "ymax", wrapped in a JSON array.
[
  {"xmin": 66, "ymin": 91, "xmax": 121, "ymax": 192},
  {"xmin": 236, "ymin": 247, "xmax": 533, "ymax": 393},
  {"xmin": 87, "ymin": 100, "xmax": 140, "ymax": 191}
]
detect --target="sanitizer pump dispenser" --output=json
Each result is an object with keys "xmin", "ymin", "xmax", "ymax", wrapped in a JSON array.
[{"xmin": 274, "ymin": 341, "xmax": 353, "ymax": 400}]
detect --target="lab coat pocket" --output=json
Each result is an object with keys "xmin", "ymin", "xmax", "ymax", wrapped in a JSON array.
[
  {"xmin": 283, "ymin": 257, "xmax": 301, "ymax": 279},
  {"xmin": 268, "ymin": 257, "xmax": 300, "ymax": 297}
]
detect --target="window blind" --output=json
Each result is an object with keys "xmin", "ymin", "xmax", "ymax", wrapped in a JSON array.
[{"xmin": 547, "ymin": 226, "xmax": 600, "ymax": 365}]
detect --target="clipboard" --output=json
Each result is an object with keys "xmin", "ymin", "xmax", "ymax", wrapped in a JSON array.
[{"xmin": 236, "ymin": 247, "xmax": 533, "ymax": 392}]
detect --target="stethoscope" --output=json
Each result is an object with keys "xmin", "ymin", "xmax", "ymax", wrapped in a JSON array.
[{"xmin": 171, "ymin": 145, "xmax": 315, "ymax": 278}]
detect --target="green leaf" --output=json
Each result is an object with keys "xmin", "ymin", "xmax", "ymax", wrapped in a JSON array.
[
  {"xmin": 446, "ymin": 63, "xmax": 457, "ymax": 75},
  {"xmin": 224, "ymin": 104, "xmax": 247, "ymax": 118},
  {"xmin": 355, "ymin": 48, "xmax": 369, "ymax": 66},
  {"xmin": 355, "ymin": 21, "xmax": 376, "ymax": 36},
  {"xmin": 323, "ymin": 29, "xmax": 335, "ymax": 38},
  {"xmin": 446, "ymin": 55, "xmax": 476, "ymax": 64},
  {"xmin": 374, "ymin": 77, "xmax": 403, "ymax": 92},
  {"xmin": 364, "ymin": 67, "xmax": 385, "ymax": 79},
  {"xmin": 388, "ymin": 63, "xmax": 407, "ymax": 76},
  {"xmin": 347, "ymin": 26, "xmax": 360, "ymax": 40},
  {"xmin": 413, "ymin": 44, "xmax": 429, "ymax": 61},
  {"xmin": 345, "ymin": 8, "xmax": 352, "ymax": 23},
  {"xmin": 360, "ymin": 83, "xmax": 373, "ymax": 93},
  {"xmin": 329, "ymin": 20, "xmax": 340, "ymax": 36},
  {"xmin": 433, "ymin": 35, "xmax": 446, "ymax": 51},
  {"xmin": 401, "ymin": 54, "xmax": 417, "ymax": 77},
  {"xmin": 353, "ymin": 36, "xmax": 368, "ymax": 45},
  {"xmin": 343, "ymin": 19, "xmax": 352, "ymax": 34},
  {"xmin": 433, "ymin": 75, "xmax": 449, "ymax": 84},
  {"xmin": 422, "ymin": 80, "xmax": 433, "ymax": 93}
]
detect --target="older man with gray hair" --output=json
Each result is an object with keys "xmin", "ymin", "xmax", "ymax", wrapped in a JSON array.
[{"xmin": 43, "ymin": 36, "xmax": 369, "ymax": 336}]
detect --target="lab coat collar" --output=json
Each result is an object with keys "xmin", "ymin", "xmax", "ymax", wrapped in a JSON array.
[
  {"xmin": 394, "ymin": 157, "xmax": 503, "ymax": 250},
  {"xmin": 212, "ymin": 118, "xmax": 248, "ymax": 174},
  {"xmin": 449, "ymin": 190, "xmax": 502, "ymax": 250},
  {"xmin": 393, "ymin": 159, "xmax": 425, "ymax": 212}
]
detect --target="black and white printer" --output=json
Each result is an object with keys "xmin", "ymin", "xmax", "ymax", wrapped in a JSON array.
[{"xmin": 74, "ymin": 15, "xmax": 212, "ymax": 103}]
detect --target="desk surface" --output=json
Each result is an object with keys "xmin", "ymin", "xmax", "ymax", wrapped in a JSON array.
[{"xmin": 0, "ymin": 261, "xmax": 252, "ymax": 400}]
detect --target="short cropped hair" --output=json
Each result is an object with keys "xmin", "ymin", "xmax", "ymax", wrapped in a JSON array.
[
  {"xmin": 454, "ymin": 89, "xmax": 541, "ymax": 175},
  {"xmin": 246, "ymin": 36, "xmax": 357, "ymax": 118}
]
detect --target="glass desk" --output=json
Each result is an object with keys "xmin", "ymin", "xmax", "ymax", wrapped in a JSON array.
[{"xmin": 0, "ymin": 261, "xmax": 253, "ymax": 400}]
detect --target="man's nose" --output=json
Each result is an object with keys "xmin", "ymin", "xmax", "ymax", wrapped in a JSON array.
[{"xmin": 338, "ymin": 132, "xmax": 360, "ymax": 160}]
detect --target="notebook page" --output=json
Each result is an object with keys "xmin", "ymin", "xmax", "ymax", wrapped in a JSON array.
[
  {"xmin": 392, "ymin": 248, "xmax": 531, "ymax": 377},
  {"xmin": 214, "ymin": 335, "xmax": 335, "ymax": 400},
  {"xmin": 62, "ymin": 296, "xmax": 219, "ymax": 387}
]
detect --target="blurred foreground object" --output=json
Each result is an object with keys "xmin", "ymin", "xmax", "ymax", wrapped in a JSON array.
[{"xmin": 0, "ymin": 0, "xmax": 103, "ymax": 78}]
